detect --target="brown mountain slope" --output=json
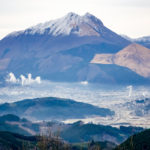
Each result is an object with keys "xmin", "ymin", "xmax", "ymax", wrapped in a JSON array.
[{"xmin": 91, "ymin": 43, "xmax": 150, "ymax": 78}]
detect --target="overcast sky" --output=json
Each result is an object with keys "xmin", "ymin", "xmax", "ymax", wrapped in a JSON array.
[{"xmin": 0, "ymin": 0, "xmax": 150, "ymax": 39}]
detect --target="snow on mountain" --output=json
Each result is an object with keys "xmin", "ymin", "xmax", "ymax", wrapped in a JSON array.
[
  {"xmin": 134, "ymin": 36, "xmax": 150, "ymax": 49},
  {"xmin": 7, "ymin": 12, "xmax": 104, "ymax": 37},
  {"xmin": 134, "ymin": 36, "xmax": 150, "ymax": 42},
  {"xmin": 120, "ymin": 35, "xmax": 150, "ymax": 49},
  {"xmin": 6, "ymin": 12, "xmax": 128, "ymax": 44},
  {"xmin": 120, "ymin": 35, "xmax": 150, "ymax": 43}
]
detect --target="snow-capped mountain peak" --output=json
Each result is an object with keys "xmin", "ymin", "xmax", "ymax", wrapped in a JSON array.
[
  {"xmin": 27, "ymin": 12, "xmax": 104, "ymax": 37},
  {"xmin": 8, "ymin": 12, "xmax": 105, "ymax": 37},
  {"xmin": 83, "ymin": 12, "xmax": 103, "ymax": 25},
  {"xmin": 4, "ymin": 12, "xmax": 130, "ymax": 49},
  {"xmin": 65, "ymin": 12, "xmax": 79, "ymax": 19}
]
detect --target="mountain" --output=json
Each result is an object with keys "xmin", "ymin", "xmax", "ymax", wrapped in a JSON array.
[
  {"xmin": 0, "ymin": 131, "xmax": 71, "ymax": 150},
  {"xmin": 120, "ymin": 34, "xmax": 134, "ymax": 42},
  {"xmin": 3, "ymin": 129, "xmax": 150, "ymax": 150},
  {"xmin": 0, "ymin": 114, "xmax": 143, "ymax": 147},
  {"xmin": 61, "ymin": 121, "xmax": 143, "ymax": 144},
  {"xmin": 1, "ymin": 12, "xmax": 149, "ymax": 84},
  {"xmin": 0, "ymin": 131, "xmax": 117, "ymax": 150},
  {"xmin": 0, "ymin": 131, "xmax": 37, "ymax": 150},
  {"xmin": 121, "ymin": 35, "xmax": 150, "ymax": 49},
  {"xmin": 114, "ymin": 129, "xmax": 150, "ymax": 150},
  {"xmin": 0, "ymin": 97, "xmax": 114, "ymax": 120},
  {"xmin": 0, "ymin": 114, "xmax": 40, "ymax": 136},
  {"xmin": 0, "ymin": 12, "xmax": 132, "ymax": 84},
  {"xmin": 91, "ymin": 43, "xmax": 150, "ymax": 78},
  {"xmin": 2, "ymin": 12, "xmax": 129, "ymax": 46},
  {"xmin": 134, "ymin": 36, "xmax": 150, "ymax": 48}
]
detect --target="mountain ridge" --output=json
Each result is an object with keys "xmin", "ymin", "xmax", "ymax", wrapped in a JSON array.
[
  {"xmin": 7, "ymin": 12, "xmax": 103, "ymax": 37},
  {"xmin": 0, "ymin": 97, "xmax": 114, "ymax": 121},
  {"xmin": 4, "ymin": 12, "xmax": 120, "ymax": 39},
  {"xmin": 120, "ymin": 35, "xmax": 150, "ymax": 48},
  {"xmin": 91, "ymin": 43, "xmax": 150, "ymax": 78}
]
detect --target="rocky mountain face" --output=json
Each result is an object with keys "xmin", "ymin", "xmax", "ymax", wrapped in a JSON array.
[{"xmin": 91, "ymin": 43, "xmax": 150, "ymax": 78}]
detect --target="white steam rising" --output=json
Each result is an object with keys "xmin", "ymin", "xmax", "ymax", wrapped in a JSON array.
[
  {"xmin": 127, "ymin": 85, "xmax": 133, "ymax": 97},
  {"xmin": 80, "ymin": 81, "xmax": 88, "ymax": 85},
  {"xmin": 6, "ymin": 72, "xmax": 41, "ymax": 85}
]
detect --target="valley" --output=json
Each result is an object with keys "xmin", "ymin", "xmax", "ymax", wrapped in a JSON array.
[{"xmin": 0, "ymin": 82, "xmax": 150, "ymax": 128}]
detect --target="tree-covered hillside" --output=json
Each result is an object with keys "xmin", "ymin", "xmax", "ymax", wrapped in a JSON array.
[{"xmin": 114, "ymin": 129, "xmax": 150, "ymax": 150}]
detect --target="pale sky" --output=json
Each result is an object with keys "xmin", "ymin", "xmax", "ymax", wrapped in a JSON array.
[{"xmin": 0, "ymin": 0, "xmax": 150, "ymax": 39}]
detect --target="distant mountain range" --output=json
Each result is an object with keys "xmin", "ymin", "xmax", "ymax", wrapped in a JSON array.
[
  {"xmin": 0, "ymin": 12, "xmax": 150, "ymax": 84},
  {"xmin": 121, "ymin": 35, "xmax": 150, "ymax": 49},
  {"xmin": 0, "ymin": 97, "xmax": 114, "ymax": 120},
  {"xmin": 0, "ymin": 126, "xmax": 148, "ymax": 150},
  {"xmin": 134, "ymin": 36, "xmax": 150, "ymax": 49},
  {"xmin": 0, "ymin": 114, "xmax": 144, "ymax": 145},
  {"xmin": 60, "ymin": 121, "xmax": 143, "ymax": 144}
]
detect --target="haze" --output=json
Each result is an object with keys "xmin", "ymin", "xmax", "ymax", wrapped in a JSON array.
[{"xmin": 0, "ymin": 0, "xmax": 150, "ymax": 39}]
